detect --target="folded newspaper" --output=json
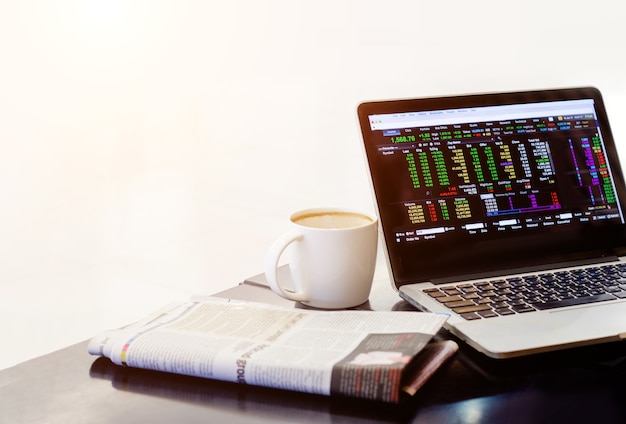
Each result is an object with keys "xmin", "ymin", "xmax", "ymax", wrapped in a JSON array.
[{"xmin": 88, "ymin": 297, "xmax": 455, "ymax": 403}]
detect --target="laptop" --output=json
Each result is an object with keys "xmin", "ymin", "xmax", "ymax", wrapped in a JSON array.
[{"xmin": 357, "ymin": 87, "xmax": 626, "ymax": 358}]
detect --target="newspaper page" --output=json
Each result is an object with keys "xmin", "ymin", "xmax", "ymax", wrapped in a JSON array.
[{"xmin": 88, "ymin": 297, "xmax": 448, "ymax": 403}]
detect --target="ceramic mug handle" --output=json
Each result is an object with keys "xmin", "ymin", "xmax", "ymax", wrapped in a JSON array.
[{"xmin": 264, "ymin": 231, "xmax": 309, "ymax": 302}]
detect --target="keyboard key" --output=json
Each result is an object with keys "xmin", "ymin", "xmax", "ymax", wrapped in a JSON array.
[
  {"xmin": 476, "ymin": 284, "xmax": 496, "ymax": 292},
  {"xmin": 511, "ymin": 305, "xmax": 536, "ymax": 313},
  {"xmin": 447, "ymin": 300, "xmax": 476, "ymax": 308},
  {"xmin": 531, "ymin": 293, "xmax": 616, "ymax": 310},
  {"xmin": 478, "ymin": 310, "xmax": 499, "ymax": 318},
  {"xmin": 425, "ymin": 290, "xmax": 446, "ymax": 298},
  {"xmin": 452, "ymin": 304, "xmax": 492, "ymax": 314},
  {"xmin": 424, "ymin": 288, "xmax": 441, "ymax": 293},
  {"xmin": 459, "ymin": 286, "xmax": 479, "ymax": 294},
  {"xmin": 438, "ymin": 295, "xmax": 464, "ymax": 303}
]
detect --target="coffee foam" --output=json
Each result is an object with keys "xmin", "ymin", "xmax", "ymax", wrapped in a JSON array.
[{"xmin": 293, "ymin": 211, "xmax": 373, "ymax": 229}]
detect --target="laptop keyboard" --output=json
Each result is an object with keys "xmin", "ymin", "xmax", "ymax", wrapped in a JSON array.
[{"xmin": 424, "ymin": 263, "xmax": 626, "ymax": 320}]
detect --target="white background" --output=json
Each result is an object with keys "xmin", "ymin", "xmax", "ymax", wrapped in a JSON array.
[{"xmin": 1, "ymin": 0, "xmax": 625, "ymax": 369}]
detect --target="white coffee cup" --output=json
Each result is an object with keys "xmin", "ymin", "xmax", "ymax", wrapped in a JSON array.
[{"xmin": 265, "ymin": 207, "xmax": 378, "ymax": 309}]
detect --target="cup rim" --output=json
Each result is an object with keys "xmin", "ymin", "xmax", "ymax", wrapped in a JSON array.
[{"xmin": 289, "ymin": 207, "xmax": 377, "ymax": 230}]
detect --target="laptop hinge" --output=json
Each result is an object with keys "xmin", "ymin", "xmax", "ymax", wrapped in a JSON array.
[{"xmin": 429, "ymin": 256, "xmax": 621, "ymax": 285}]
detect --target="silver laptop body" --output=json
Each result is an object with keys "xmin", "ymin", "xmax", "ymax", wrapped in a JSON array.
[{"xmin": 357, "ymin": 87, "xmax": 626, "ymax": 358}]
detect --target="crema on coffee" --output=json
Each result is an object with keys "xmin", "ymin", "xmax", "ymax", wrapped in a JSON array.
[{"xmin": 293, "ymin": 211, "xmax": 373, "ymax": 229}]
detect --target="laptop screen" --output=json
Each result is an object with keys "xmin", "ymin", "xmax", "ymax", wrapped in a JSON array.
[{"xmin": 358, "ymin": 87, "xmax": 626, "ymax": 285}]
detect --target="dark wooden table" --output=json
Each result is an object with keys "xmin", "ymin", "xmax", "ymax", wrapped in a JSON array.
[{"xmin": 3, "ymin": 278, "xmax": 626, "ymax": 423}]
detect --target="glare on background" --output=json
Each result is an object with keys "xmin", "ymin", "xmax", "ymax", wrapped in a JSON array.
[
  {"xmin": 0, "ymin": 1, "xmax": 197, "ymax": 278},
  {"xmin": 22, "ymin": 0, "xmax": 172, "ymax": 71},
  {"xmin": 14, "ymin": 0, "xmax": 190, "ymax": 128}
]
